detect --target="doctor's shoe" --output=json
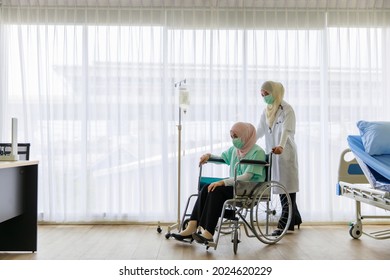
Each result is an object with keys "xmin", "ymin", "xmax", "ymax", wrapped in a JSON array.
[
  {"xmin": 271, "ymin": 229, "xmax": 284, "ymax": 236},
  {"xmin": 287, "ymin": 222, "xmax": 302, "ymax": 231}
]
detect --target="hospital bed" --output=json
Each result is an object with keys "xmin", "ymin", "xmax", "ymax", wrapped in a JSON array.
[
  {"xmin": 165, "ymin": 154, "xmax": 292, "ymax": 254},
  {"xmin": 337, "ymin": 135, "xmax": 390, "ymax": 240}
]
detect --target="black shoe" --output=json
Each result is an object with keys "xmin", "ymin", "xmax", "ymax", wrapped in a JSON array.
[
  {"xmin": 171, "ymin": 233, "xmax": 193, "ymax": 243},
  {"xmin": 288, "ymin": 222, "xmax": 302, "ymax": 231},
  {"xmin": 192, "ymin": 232, "xmax": 213, "ymax": 244},
  {"xmin": 271, "ymin": 229, "xmax": 284, "ymax": 236}
]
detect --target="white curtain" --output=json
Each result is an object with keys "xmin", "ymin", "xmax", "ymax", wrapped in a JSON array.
[{"xmin": 1, "ymin": 4, "xmax": 390, "ymax": 223}]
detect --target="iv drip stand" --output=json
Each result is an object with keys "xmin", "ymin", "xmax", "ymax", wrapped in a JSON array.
[{"xmin": 157, "ymin": 79, "xmax": 187, "ymax": 237}]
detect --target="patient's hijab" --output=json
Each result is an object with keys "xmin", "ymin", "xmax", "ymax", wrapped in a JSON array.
[
  {"xmin": 230, "ymin": 122, "xmax": 257, "ymax": 158},
  {"xmin": 261, "ymin": 81, "xmax": 284, "ymax": 128}
]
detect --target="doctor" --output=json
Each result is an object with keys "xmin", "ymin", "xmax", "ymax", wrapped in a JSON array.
[{"xmin": 256, "ymin": 80, "xmax": 302, "ymax": 236}]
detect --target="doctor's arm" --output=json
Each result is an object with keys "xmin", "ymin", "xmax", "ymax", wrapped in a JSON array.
[
  {"xmin": 256, "ymin": 112, "xmax": 267, "ymax": 140},
  {"xmin": 273, "ymin": 107, "xmax": 296, "ymax": 154}
]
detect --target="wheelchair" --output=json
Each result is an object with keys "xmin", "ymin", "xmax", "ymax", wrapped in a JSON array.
[{"xmin": 165, "ymin": 153, "xmax": 292, "ymax": 254}]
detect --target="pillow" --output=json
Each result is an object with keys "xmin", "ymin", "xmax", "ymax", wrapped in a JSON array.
[{"xmin": 357, "ymin": 120, "xmax": 390, "ymax": 155}]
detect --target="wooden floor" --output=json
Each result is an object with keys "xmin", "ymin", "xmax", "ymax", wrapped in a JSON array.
[{"xmin": 1, "ymin": 224, "xmax": 390, "ymax": 260}]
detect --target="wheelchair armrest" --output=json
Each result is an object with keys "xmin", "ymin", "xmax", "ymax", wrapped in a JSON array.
[
  {"xmin": 198, "ymin": 157, "xmax": 227, "ymax": 188},
  {"xmin": 207, "ymin": 157, "xmax": 226, "ymax": 164},
  {"xmin": 239, "ymin": 159, "xmax": 268, "ymax": 166}
]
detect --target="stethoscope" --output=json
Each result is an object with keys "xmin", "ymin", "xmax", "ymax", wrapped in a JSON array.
[{"xmin": 268, "ymin": 105, "xmax": 285, "ymax": 134}]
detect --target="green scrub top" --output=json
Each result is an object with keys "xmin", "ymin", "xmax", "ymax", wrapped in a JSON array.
[{"xmin": 220, "ymin": 144, "xmax": 266, "ymax": 182}]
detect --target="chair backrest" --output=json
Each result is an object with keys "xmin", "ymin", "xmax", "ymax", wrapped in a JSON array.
[{"xmin": 0, "ymin": 143, "xmax": 30, "ymax": 160}]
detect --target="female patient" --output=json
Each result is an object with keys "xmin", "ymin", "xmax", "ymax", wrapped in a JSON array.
[{"xmin": 171, "ymin": 122, "xmax": 266, "ymax": 244}]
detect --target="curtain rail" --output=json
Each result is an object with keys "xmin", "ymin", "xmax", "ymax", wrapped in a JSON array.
[{"xmin": 0, "ymin": 5, "xmax": 390, "ymax": 12}]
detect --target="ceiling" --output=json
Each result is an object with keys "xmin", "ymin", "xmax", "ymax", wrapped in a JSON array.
[{"xmin": 1, "ymin": 0, "xmax": 390, "ymax": 9}]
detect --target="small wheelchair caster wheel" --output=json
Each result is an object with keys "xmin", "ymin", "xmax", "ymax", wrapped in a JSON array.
[
  {"xmin": 165, "ymin": 233, "xmax": 171, "ymax": 239},
  {"xmin": 157, "ymin": 226, "xmax": 162, "ymax": 233}
]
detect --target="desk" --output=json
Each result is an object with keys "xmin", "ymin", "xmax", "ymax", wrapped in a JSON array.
[{"xmin": 0, "ymin": 160, "xmax": 38, "ymax": 252}]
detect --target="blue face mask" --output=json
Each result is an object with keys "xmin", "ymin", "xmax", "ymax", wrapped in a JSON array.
[
  {"xmin": 264, "ymin": 95, "xmax": 275, "ymax": 105},
  {"xmin": 232, "ymin": 138, "xmax": 244, "ymax": 149}
]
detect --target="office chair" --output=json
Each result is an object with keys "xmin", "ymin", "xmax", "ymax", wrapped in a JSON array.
[{"xmin": 0, "ymin": 143, "xmax": 31, "ymax": 160}]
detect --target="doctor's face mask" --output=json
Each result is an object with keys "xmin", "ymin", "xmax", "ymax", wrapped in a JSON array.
[{"xmin": 263, "ymin": 94, "xmax": 275, "ymax": 105}]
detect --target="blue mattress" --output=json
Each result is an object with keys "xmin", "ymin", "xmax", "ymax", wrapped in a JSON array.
[{"xmin": 347, "ymin": 135, "xmax": 390, "ymax": 191}]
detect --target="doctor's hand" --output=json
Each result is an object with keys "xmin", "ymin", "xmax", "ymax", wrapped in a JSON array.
[
  {"xmin": 272, "ymin": 146, "xmax": 284, "ymax": 154},
  {"xmin": 208, "ymin": 181, "xmax": 225, "ymax": 192}
]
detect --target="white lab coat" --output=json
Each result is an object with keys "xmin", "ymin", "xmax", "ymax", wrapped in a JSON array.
[{"xmin": 256, "ymin": 100, "xmax": 299, "ymax": 194}]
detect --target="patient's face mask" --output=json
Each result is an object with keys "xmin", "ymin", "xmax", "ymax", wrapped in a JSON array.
[
  {"xmin": 263, "ymin": 95, "xmax": 275, "ymax": 105},
  {"xmin": 232, "ymin": 138, "xmax": 244, "ymax": 149}
]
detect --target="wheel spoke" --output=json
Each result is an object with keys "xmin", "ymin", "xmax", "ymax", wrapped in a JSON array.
[{"xmin": 250, "ymin": 182, "xmax": 292, "ymax": 244}]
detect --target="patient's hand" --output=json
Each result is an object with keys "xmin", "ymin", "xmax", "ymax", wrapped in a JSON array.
[
  {"xmin": 199, "ymin": 153, "xmax": 211, "ymax": 166},
  {"xmin": 208, "ymin": 181, "xmax": 225, "ymax": 192}
]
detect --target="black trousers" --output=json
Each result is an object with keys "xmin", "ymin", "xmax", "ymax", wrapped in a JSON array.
[
  {"xmin": 190, "ymin": 184, "xmax": 233, "ymax": 235},
  {"xmin": 278, "ymin": 192, "xmax": 302, "ymax": 230}
]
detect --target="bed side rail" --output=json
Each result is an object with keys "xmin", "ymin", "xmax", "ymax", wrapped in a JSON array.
[
  {"xmin": 338, "ymin": 149, "xmax": 368, "ymax": 183},
  {"xmin": 337, "ymin": 149, "xmax": 369, "ymax": 195}
]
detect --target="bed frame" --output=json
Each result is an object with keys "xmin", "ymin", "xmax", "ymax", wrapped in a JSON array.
[{"xmin": 337, "ymin": 135, "xmax": 390, "ymax": 240}]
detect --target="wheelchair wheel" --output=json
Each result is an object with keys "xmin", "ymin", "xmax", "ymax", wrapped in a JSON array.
[
  {"xmin": 250, "ymin": 181, "xmax": 292, "ymax": 244},
  {"xmin": 233, "ymin": 228, "xmax": 239, "ymax": 254}
]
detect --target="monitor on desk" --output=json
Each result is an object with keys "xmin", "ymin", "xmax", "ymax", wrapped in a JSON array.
[{"xmin": 0, "ymin": 143, "xmax": 30, "ymax": 160}]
